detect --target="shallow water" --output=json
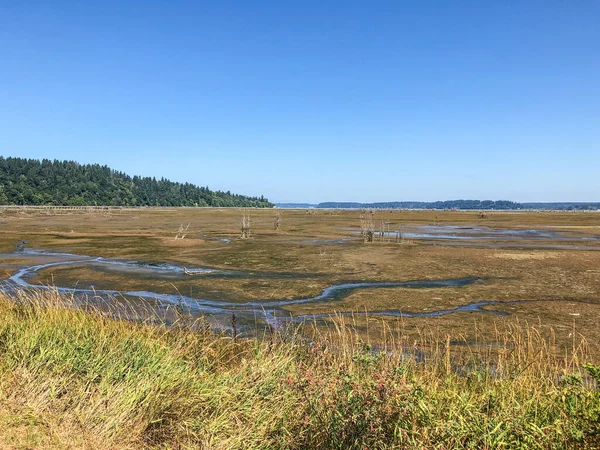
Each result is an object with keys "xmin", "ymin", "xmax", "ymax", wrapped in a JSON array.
[
  {"xmin": 422, "ymin": 241, "xmax": 600, "ymax": 251},
  {"xmin": 0, "ymin": 249, "xmax": 497, "ymax": 330},
  {"xmin": 339, "ymin": 225, "xmax": 600, "ymax": 250},
  {"xmin": 6, "ymin": 248, "xmax": 590, "ymax": 333},
  {"xmin": 292, "ymin": 300, "xmax": 508, "ymax": 322}
]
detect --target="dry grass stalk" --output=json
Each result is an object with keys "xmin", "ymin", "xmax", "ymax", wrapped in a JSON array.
[{"xmin": 0, "ymin": 290, "xmax": 598, "ymax": 449}]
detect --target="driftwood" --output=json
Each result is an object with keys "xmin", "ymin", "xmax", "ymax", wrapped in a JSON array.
[
  {"xmin": 184, "ymin": 267, "xmax": 202, "ymax": 276},
  {"xmin": 175, "ymin": 223, "xmax": 191, "ymax": 240}
]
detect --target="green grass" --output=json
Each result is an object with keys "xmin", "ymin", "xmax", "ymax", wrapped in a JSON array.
[{"xmin": 0, "ymin": 290, "xmax": 598, "ymax": 449}]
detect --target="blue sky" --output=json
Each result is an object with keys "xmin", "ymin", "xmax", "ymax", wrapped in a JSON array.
[{"xmin": 1, "ymin": 1, "xmax": 599, "ymax": 203}]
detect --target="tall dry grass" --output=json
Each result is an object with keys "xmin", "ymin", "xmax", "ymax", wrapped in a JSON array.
[{"xmin": 0, "ymin": 289, "xmax": 598, "ymax": 449}]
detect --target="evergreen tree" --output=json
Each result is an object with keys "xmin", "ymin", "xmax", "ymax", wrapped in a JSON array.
[{"xmin": 0, "ymin": 156, "xmax": 273, "ymax": 207}]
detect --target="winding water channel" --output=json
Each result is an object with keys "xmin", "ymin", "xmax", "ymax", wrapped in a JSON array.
[{"xmin": 0, "ymin": 249, "xmax": 519, "ymax": 330}]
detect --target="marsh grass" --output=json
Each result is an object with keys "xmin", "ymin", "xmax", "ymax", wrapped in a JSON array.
[{"xmin": 0, "ymin": 290, "xmax": 598, "ymax": 449}]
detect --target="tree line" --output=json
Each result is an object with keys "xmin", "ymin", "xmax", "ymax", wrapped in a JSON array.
[
  {"xmin": 0, "ymin": 157, "xmax": 273, "ymax": 207},
  {"xmin": 316, "ymin": 200, "xmax": 522, "ymax": 210},
  {"xmin": 315, "ymin": 200, "xmax": 600, "ymax": 210}
]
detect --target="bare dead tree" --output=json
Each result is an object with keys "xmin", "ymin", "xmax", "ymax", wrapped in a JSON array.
[
  {"xmin": 241, "ymin": 210, "xmax": 251, "ymax": 239},
  {"xmin": 360, "ymin": 210, "xmax": 375, "ymax": 242},
  {"xmin": 175, "ymin": 223, "xmax": 190, "ymax": 240},
  {"xmin": 379, "ymin": 221, "xmax": 392, "ymax": 242},
  {"xmin": 395, "ymin": 225, "xmax": 403, "ymax": 243},
  {"xmin": 273, "ymin": 211, "xmax": 281, "ymax": 231}
]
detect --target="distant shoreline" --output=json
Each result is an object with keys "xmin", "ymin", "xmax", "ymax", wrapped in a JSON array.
[{"xmin": 275, "ymin": 201, "xmax": 600, "ymax": 211}]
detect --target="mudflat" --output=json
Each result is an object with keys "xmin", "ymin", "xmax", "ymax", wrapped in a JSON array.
[{"xmin": 1, "ymin": 207, "xmax": 599, "ymax": 356}]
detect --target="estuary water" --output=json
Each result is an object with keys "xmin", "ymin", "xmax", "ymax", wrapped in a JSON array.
[{"xmin": 0, "ymin": 249, "xmax": 508, "ymax": 331}]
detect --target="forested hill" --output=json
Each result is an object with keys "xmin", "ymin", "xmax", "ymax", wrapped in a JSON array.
[{"xmin": 0, "ymin": 157, "xmax": 273, "ymax": 207}]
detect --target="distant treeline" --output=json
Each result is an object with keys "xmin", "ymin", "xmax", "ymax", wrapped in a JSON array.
[
  {"xmin": 520, "ymin": 202, "xmax": 600, "ymax": 211},
  {"xmin": 0, "ymin": 157, "xmax": 272, "ymax": 207},
  {"xmin": 279, "ymin": 200, "xmax": 600, "ymax": 211}
]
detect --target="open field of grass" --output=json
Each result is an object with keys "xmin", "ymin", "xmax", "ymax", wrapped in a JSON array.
[{"xmin": 0, "ymin": 290, "xmax": 599, "ymax": 449}]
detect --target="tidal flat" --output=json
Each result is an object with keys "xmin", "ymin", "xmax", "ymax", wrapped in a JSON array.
[{"xmin": 1, "ymin": 206, "xmax": 599, "ymax": 357}]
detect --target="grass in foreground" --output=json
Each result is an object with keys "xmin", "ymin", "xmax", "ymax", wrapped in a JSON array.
[{"xmin": 0, "ymin": 291, "xmax": 598, "ymax": 449}]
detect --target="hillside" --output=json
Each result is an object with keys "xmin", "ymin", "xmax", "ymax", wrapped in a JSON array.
[{"xmin": 0, "ymin": 157, "xmax": 272, "ymax": 207}]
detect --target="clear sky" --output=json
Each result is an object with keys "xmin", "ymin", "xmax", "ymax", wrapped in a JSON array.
[{"xmin": 1, "ymin": 1, "xmax": 599, "ymax": 203}]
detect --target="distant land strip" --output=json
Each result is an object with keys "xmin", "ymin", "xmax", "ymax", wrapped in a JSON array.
[{"xmin": 276, "ymin": 201, "xmax": 600, "ymax": 211}]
